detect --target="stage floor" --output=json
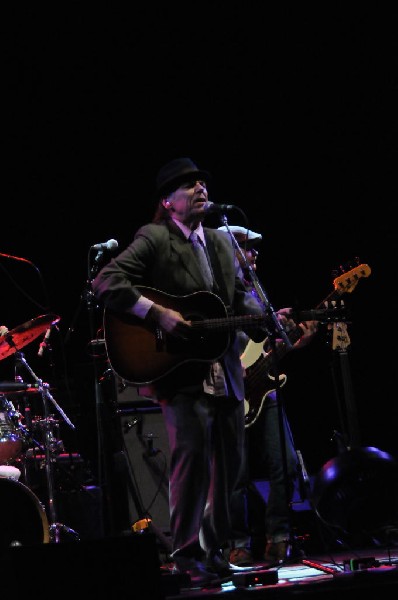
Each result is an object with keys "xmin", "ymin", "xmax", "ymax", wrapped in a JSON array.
[
  {"xmin": 0, "ymin": 528, "xmax": 397, "ymax": 599},
  {"xmin": 161, "ymin": 546, "xmax": 398, "ymax": 599}
]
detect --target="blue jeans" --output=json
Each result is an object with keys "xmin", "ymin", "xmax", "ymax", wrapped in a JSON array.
[{"xmin": 230, "ymin": 389, "xmax": 299, "ymax": 548}]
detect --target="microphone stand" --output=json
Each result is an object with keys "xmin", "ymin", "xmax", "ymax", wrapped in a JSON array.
[
  {"xmin": 218, "ymin": 217, "xmax": 292, "ymax": 350},
  {"xmin": 64, "ymin": 244, "xmax": 119, "ymax": 537},
  {"xmin": 85, "ymin": 249, "xmax": 114, "ymax": 536},
  {"xmin": 218, "ymin": 215, "xmax": 298, "ymax": 561}
]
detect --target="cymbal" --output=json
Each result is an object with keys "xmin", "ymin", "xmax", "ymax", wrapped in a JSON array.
[{"xmin": 0, "ymin": 314, "xmax": 60, "ymax": 361}]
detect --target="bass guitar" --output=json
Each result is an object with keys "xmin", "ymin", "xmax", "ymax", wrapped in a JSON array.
[{"xmin": 242, "ymin": 263, "xmax": 371, "ymax": 428}]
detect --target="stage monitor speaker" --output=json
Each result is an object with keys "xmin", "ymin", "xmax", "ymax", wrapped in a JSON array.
[
  {"xmin": 312, "ymin": 446, "xmax": 398, "ymax": 547},
  {"xmin": 119, "ymin": 405, "xmax": 171, "ymax": 536}
]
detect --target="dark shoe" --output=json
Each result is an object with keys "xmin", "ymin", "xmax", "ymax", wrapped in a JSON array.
[
  {"xmin": 205, "ymin": 550, "xmax": 234, "ymax": 578},
  {"xmin": 172, "ymin": 563, "xmax": 220, "ymax": 589},
  {"xmin": 265, "ymin": 540, "xmax": 288, "ymax": 564},
  {"xmin": 229, "ymin": 547, "xmax": 255, "ymax": 567},
  {"xmin": 230, "ymin": 547, "xmax": 277, "ymax": 570},
  {"xmin": 265, "ymin": 540, "xmax": 305, "ymax": 565}
]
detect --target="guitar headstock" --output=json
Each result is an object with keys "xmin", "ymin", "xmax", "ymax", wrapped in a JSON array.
[{"xmin": 333, "ymin": 263, "xmax": 371, "ymax": 295}]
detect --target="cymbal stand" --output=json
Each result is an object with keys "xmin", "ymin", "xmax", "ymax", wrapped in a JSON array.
[{"xmin": 14, "ymin": 350, "xmax": 79, "ymax": 543}]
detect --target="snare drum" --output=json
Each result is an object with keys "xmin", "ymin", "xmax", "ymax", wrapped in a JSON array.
[
  {"xmin": 0, "ymin": 476, "xmax": 49, "ymax": 547},
  {"xmin": 0, "ymin": 394, "xmax": 24, "ymax": 465}
]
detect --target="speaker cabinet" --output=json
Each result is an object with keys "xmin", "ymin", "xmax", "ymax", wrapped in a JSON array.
[
  {"xmin": 119, "ymin": 407, "xmax": 171, "ymax": 535},
  {"xmin": 107, "ymin": 377, "xmax": 171, "ymax": 537}
]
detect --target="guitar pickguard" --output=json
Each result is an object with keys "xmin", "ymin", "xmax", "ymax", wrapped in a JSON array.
[
  {"xmin": 240, "ymin": 338, "xmax": 266, "ymax": 369},
  {"xmin": 244, "ymin": 373, "xmax": 287, "ymax": 428}
]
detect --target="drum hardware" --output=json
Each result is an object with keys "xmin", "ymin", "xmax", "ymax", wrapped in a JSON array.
[
  {"xmin": 0, "ymin": 312, "xmax": 60, "ymax": 468},
  {"xmin": 0, "ymin": 394, "xmax": 31, "ymax": 466},
  {"xmin": 11, "ymin": 349, "xmax": 79, "ymax": 543},
  {"xmin": 30, "ymin": 416, "xmax": 64, "ymax": 452},
  {"xmin": 22, "ymin": 416, "xmax": 66, "ymax": 495},
  {"xmin": 23, "ymin": 417, "xmax": 65, "ymax": 466},
  {"xmin": 0, "ymin": 382, "xmax": 41, "ymax": 392}
]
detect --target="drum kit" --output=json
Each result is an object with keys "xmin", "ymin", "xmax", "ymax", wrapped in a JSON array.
[{"xmin": 0, "ymin": 314, "xmax": 79, "ymax": 546}]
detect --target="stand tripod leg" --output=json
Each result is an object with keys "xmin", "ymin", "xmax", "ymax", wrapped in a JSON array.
[
  {"xmin": 49, "ymin": 522, "xmax": 80, "ymax": 543},
  {"xmin": 34, "ymin": 401, "xmax": 80, "ymax": 543}
]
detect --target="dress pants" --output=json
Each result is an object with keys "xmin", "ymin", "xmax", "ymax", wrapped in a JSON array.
[{"xmin": 160, "ymin": 388, "xmax": 245, "ymax": 562}]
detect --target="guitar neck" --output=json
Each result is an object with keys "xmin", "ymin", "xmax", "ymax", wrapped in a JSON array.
[
  {"xmin": 190, "ymin": 303, "xmax": 344, "ymax": 334},
  {"xmin": 247, "ymin": 286, "xmax": 345, "ymax": 379},
  {"xmin": 191, "ymin": 313, "xmax": 265, "ymax": 332},
  {"xmin": 211, "ymin": 285, "xmax": 348, "ymax": 377}
]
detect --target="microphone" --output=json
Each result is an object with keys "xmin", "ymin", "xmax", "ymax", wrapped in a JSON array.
[
  {"xmin": 91, "ymin": 239, "xmax": 119, "ymax": 251},
  {"xmin": 38, "ymin": 328, "xmax": 51, "ymax": 357},
  {"xmin": 203, "ymin": 201, "xmax": 236, "ymax": 214}
]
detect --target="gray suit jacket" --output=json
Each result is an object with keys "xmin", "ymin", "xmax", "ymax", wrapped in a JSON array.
[{"xmin": 92, "ymin": 221, "xmax": 266, "ymax": 400}]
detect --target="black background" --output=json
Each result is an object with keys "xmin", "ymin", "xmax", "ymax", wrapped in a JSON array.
[{"xmin": 2, "ymin": 6, "xmax": 397, "ymax": 480}]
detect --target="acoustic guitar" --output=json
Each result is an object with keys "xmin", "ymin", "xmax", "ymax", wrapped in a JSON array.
[
  {"xmin": 102, "ymin": 265, "xmax": 369, "ymax": 391},
  {"xmin": 103, "ymin": 287, "xmax": 343, "ymax": 386},
  {"xmin": 103, "ymin": 286, "xmax": 265, "ymax": 386}
]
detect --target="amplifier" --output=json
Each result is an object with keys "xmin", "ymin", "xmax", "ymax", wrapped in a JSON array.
[{"xmin": 100, "ymin": 372, "xmax": 171, "ymax": 538}]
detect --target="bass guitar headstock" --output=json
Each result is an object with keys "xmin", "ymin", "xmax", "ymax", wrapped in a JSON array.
[{"xmin": 333, "ymin": 262, "xmax": 371, "ymax": 295}]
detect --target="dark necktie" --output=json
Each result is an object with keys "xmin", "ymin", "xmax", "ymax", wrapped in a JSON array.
[{"xmin": 190, "ymin": 231, "xmax": 214, "ymax": 290}]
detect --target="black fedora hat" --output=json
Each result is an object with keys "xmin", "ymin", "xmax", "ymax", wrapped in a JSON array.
[{"xmin": 155, "ymin": 157, "xmax": 211, "ymax": 198}]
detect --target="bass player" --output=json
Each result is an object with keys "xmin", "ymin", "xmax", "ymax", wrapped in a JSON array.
[{"xmin": 217, "ymin": 224, "xmax": 318, "ymax": 567}]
